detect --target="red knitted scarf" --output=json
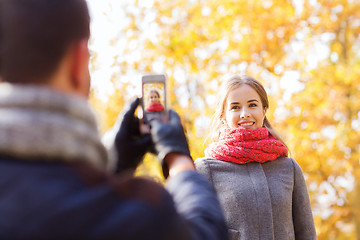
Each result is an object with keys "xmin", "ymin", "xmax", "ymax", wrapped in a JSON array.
[
  {"xmin": 205, "ymin": 125, "xmax": 288, "ymax": 164},
  {"xmin": 146, "ymin": 102, "xmax": 164, "ymax": 112}
]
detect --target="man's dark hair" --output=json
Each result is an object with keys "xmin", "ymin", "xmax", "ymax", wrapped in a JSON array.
[{"xmin": 0, "ymin": 0, "xmax": 90, "ymax": 83}]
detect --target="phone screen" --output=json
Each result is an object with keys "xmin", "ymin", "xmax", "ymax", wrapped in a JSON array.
[{"xmin": 141, "ymin": 74, "xmax": 167, "ymax": 123}]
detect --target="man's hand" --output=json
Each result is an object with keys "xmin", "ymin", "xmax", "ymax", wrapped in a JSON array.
[
  {"xmin": 150, "ymin": 110, "xmax": 193, "ymax": 178},
  {"xmin": 114, "ymin": 98, "xmax": 153, "ymax": 172}
]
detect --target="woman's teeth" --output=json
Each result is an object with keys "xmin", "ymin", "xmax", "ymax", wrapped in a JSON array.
[{"xmin": 239, "ymin": 122, "xmax": 253, "ymax": 126}]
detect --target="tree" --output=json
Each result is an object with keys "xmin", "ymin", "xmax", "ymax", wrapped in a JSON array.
[
  {"xmin": 279, "ymin": 0, "xmax": 360, "ymax": 238},
  {"xmin": 89, "ymin": 0, "xmax": 360, "ymax": 238}
]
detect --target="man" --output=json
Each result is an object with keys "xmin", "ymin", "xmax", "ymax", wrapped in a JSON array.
[{"xmin": 0, "ymin": 0, "xmax": 228, "ymax": 239}]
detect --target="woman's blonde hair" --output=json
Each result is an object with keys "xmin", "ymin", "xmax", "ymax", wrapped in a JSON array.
[
  {"xmin": 208, "ymin": 74, "xmax": 288, "ymax": 153},
  {"xmin": 149, "ymin": 89, "xmax": 160, "ymax": 98}
]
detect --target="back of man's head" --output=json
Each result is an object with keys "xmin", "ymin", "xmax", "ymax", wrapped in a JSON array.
[{"xmin": 0, "ymin": 0, "xmax": 90, "ymax": 84}]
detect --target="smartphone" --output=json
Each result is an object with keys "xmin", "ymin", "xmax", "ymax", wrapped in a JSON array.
[{"xmin": 141, "ymin": 74, "xmax": 168, "ymax": 124}]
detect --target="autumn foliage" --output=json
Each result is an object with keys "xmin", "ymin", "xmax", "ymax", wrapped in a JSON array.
[{"xmin": 89, "ymin": 0, "xmax": 360, "ymax": 239}]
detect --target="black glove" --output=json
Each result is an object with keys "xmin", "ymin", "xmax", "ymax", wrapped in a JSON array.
[
  {"xmin": 114, "ymin": 98, "xmax": 153, "ymax": 173},
  {"xmin": 150, "ymin": 110, "xmax": 191, "ymax": 165}
]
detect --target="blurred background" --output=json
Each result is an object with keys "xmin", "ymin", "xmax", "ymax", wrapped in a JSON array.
[{"xmin": 86, "ymin": 0, "xmax": 360, "ymax": 239}]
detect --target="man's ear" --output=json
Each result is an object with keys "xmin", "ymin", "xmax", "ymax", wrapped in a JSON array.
[{"xmin": 70, "ymin": 39, "xmax": 90, "ymax": 97}]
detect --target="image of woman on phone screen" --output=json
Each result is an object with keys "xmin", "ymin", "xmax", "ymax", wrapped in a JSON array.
[{"xmin": 146, "ymin": 89, "xmax": 164, "ymax": 112}]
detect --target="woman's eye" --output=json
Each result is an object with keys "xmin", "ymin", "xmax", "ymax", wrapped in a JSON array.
[
  {"xmin": 230, "ymin": 106, "xmax": 240, "ymax": 110},
  {"xmin": 249, "ymin": 103, "xmax": 257, "ymax": 107}
]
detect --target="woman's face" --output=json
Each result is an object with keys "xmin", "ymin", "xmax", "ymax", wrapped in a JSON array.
[
  {"xmin": 149, "ymin": 91, "xmax": 160, "ymax": 103},
  {"xmin": 223, "ymin": 84, "xmax": 267, "ymax": 130}
]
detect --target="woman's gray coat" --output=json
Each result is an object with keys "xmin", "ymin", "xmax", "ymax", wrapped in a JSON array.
[{"xmin": 195, "ymin": 157, "xmax": 316, "ymax": 240}]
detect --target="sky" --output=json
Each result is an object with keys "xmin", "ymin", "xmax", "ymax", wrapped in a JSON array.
[
  {"xmin": 86, "ymin": 0, "xmax": 160, "ymax": 101},
  {"xmin": 87, "ymin": 0, "xmax": 137, "ymax": 100}
]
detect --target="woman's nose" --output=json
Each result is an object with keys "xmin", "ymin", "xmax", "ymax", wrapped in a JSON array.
[{"xmin": 240, "ymin": 108, "xmax": 250, "ymax": 118}]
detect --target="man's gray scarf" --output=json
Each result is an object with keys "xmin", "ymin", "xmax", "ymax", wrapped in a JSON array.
[{"xmin": 0, "ymin": 83, "xmax": 109, "ymax": 170}]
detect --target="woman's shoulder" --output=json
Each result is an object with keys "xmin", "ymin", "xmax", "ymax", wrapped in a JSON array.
[
  {"xmin": 194, "ymin": 156, "xmax": 214, "ymax": 164},
  {"xmin": 195, "ymin": 157, "xmax": 243, "ymax": 173},
  {"xmin": 194, "ymin": 156, "xmax": 231, "ymax": 171},
  {"xmin": 194, "ymin": 157, "xmax": 216, "ymax": 182},
  {"xmin": 279, "ymin": 156, "xmax": 302, "ymax": 167},
  {"xmin": 194, "ymin": 157, "xmax": 231, "ymax": 167},
  {"xmin": 271, "ymin": 156, "xmax": 305, "ymax": 174},
  {"xmin": 195, "ymin": 156, "xmax": 303, "ymax": 172},
  {"xmin": 194, "ymin": 157, "xmax": 213, "ymax": 170},
  {"xmin": 272, "ymin": 156, "xmax": 298, "ymax": 165}
]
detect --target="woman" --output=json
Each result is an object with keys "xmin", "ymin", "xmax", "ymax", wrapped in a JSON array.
[
  {"xmin": 195, "ymin": 75, "xmax": 316, "ymax": 240},
  {"xmin": 146, "ymin": 89, "xmax": 164, "ymax": 112}
]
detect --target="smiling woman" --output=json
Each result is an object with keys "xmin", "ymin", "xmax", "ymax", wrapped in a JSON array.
[
  {"xmin": 195, "ymin": 74, "xmax": 317, "ymax": 240},
  {"xmin": 208, "ymin": 74, "xmax": 284, "ymax": 144}
]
